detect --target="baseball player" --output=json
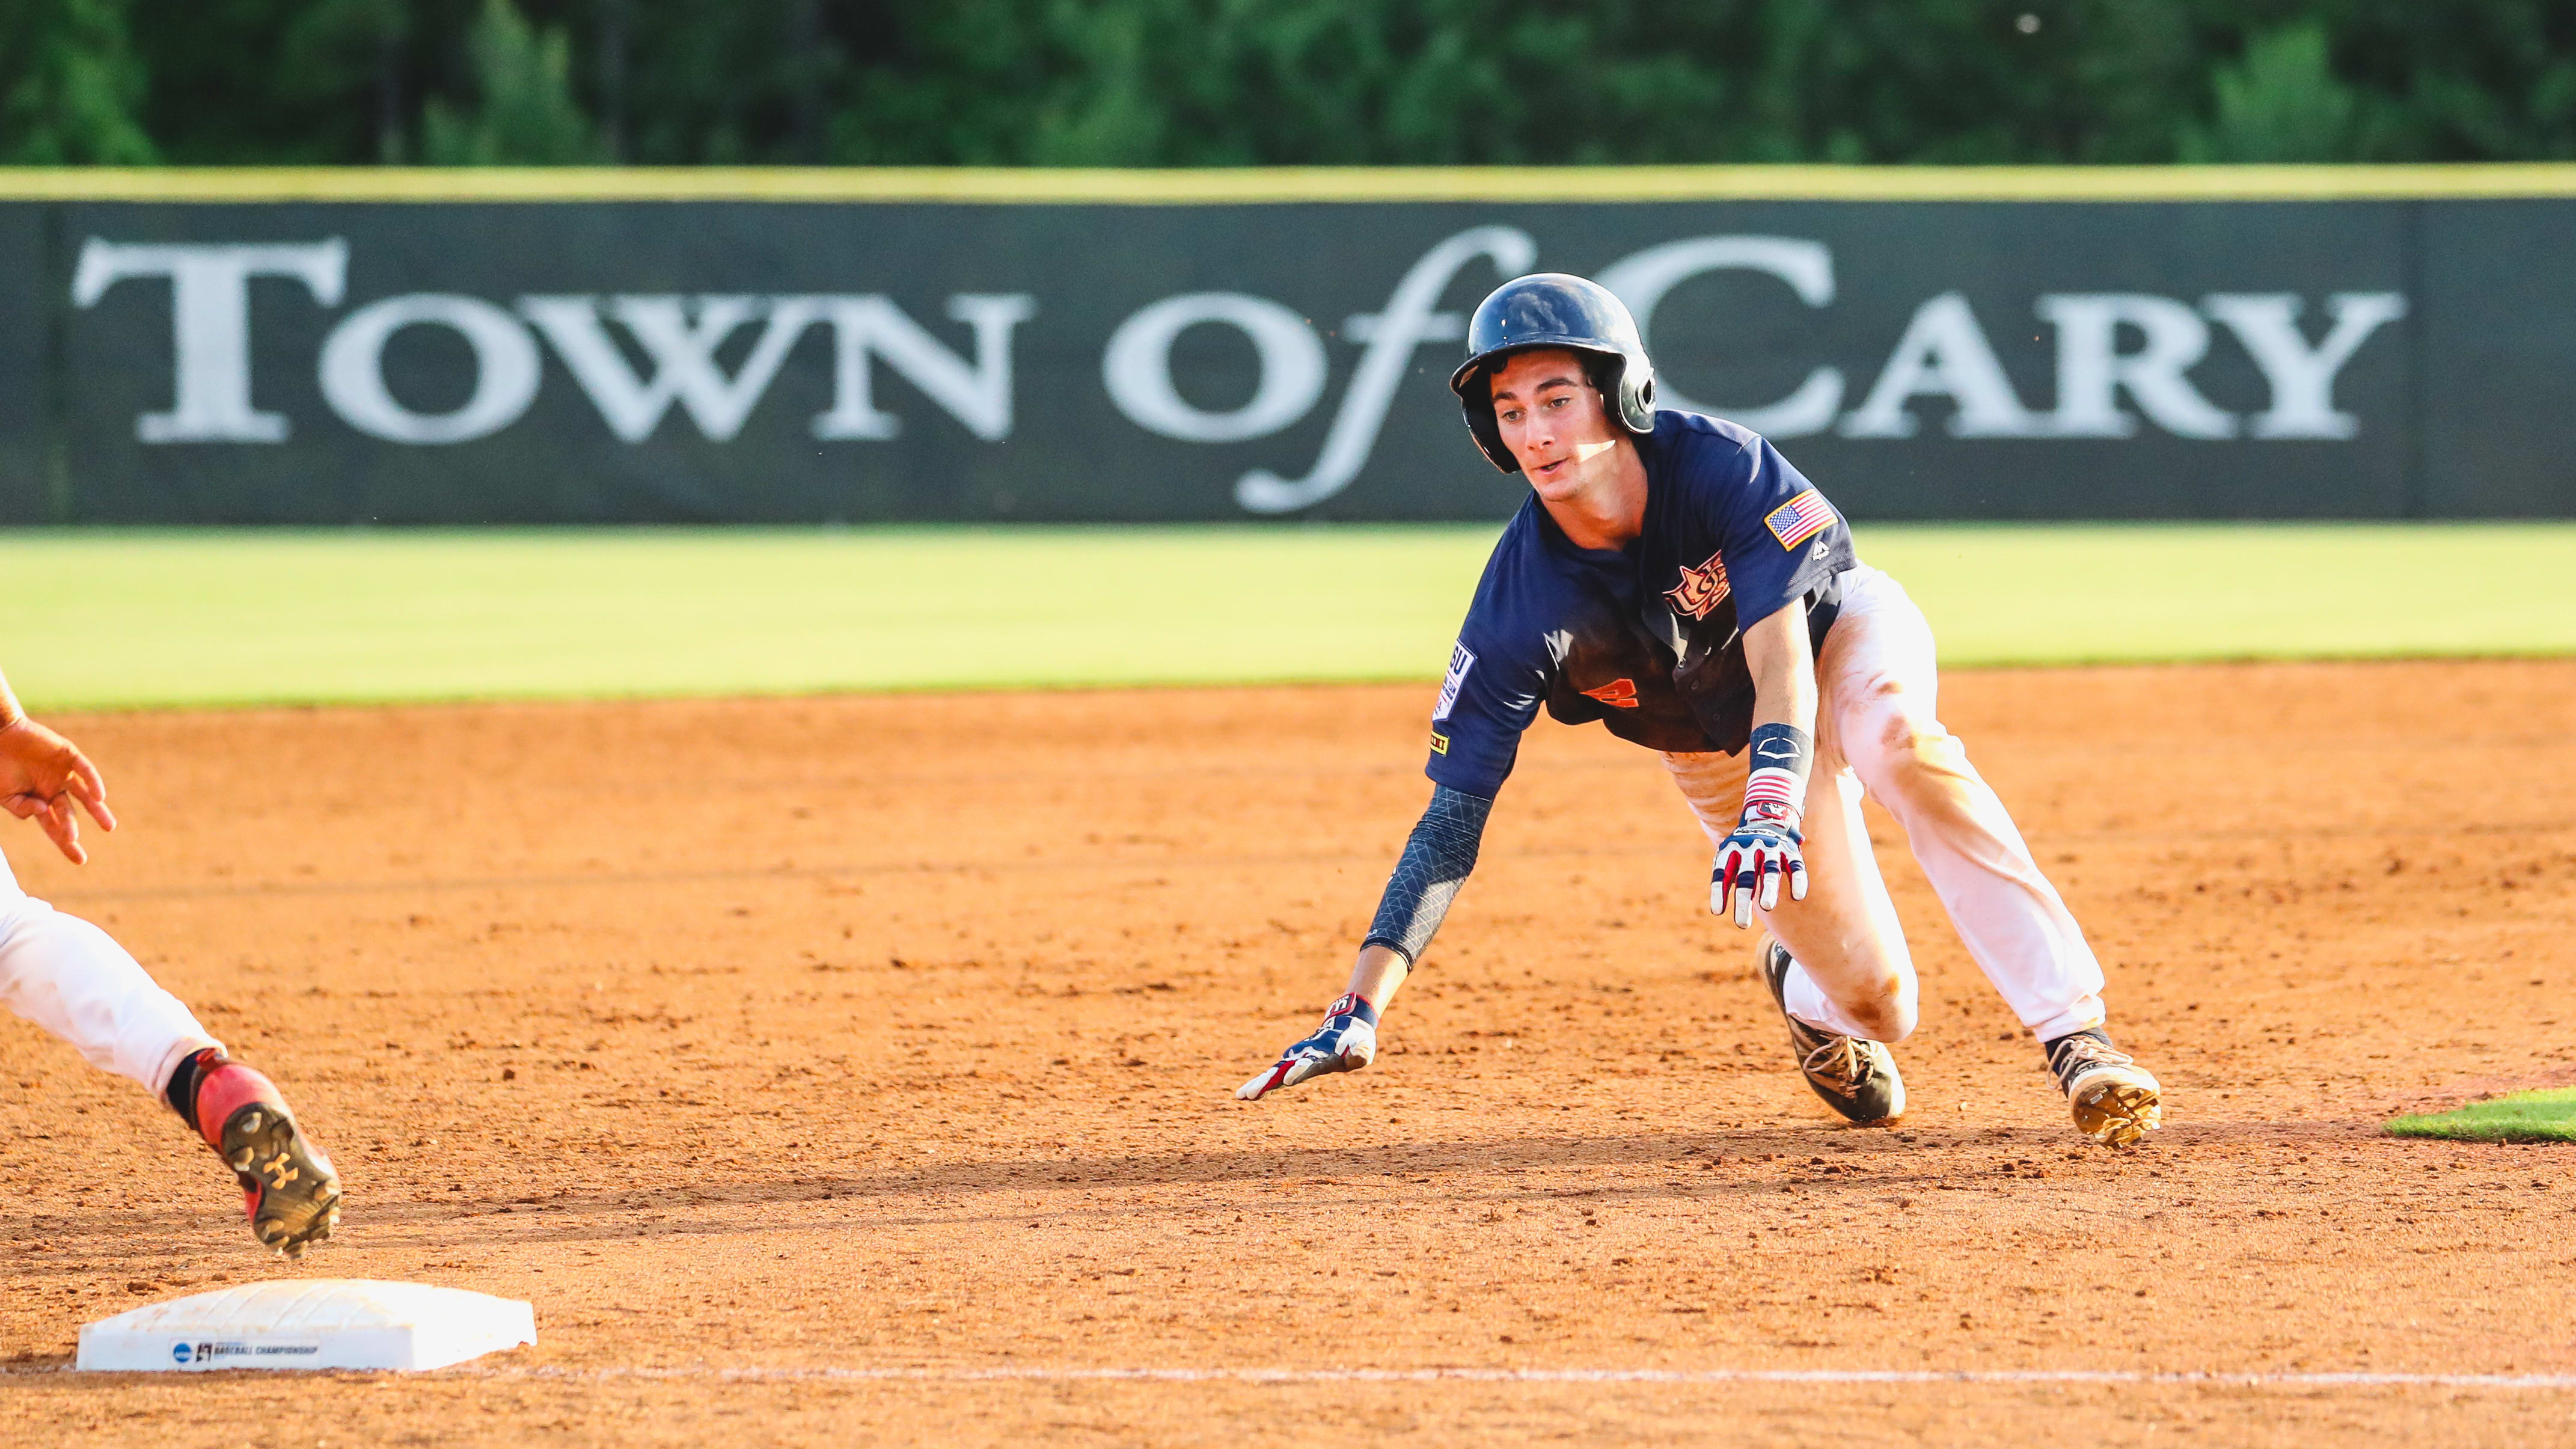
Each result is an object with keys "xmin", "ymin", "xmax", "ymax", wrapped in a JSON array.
[
  {"xmin": 1237, "ymin": 274, "xmax": 2162, "ymax": 1148},
  {"xmin": 0, "ymin": 666, "xmax": 341, "ymax": 1254}
]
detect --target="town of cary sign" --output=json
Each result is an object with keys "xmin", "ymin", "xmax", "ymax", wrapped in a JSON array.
[{"xmin": 7, "ymin": 194, "xmax": 2566, "ymax": 522}]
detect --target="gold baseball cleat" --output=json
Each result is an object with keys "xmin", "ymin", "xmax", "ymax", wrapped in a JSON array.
[{"xmin": 2046, "ymin": 1030, "xmax": 2163, "ymax": 1148}]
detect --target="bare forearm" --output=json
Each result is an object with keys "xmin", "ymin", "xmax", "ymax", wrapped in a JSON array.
[
  {"xmin": 1744, "ymin": 605, "xmax": 1817, "ymax": 733},
  {"xmin": 1345, "ymin": 942, "xmax": 1411, "ymax": 1011},
  {"xmin": 1710, "ymin": 605, "xmax": 1821, "ymax": 926}
]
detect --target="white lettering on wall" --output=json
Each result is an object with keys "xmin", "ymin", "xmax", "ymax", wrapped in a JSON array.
[
  {"xmin": 1234, "ymin": 224, "xmax": 1537, "ymax": 515},
  {"xmin": 1595, "ymin": 235, "xmax": 1844, "ymax": 440},
  {"xmin": 2036, "ymin": 293, "xmax": 2237, "ymax": 440},
  {"xmin": 70, "ymin": 239, "xmax": 348, "ymax": 443},
  {"xmin": 811, "ymin": 294, "xmax": 1036, "ymax": 441},
  {"xmin": 317, "ymin": 293, "xmax": 542, "ymax": 444},
  {"xmin": 1103, "ymin": 292, "xmax": 1327, "ymax": 444},
  {"xmin": 2202, "ymin": 292, "xmax": 2408, "ymax": 440},
  {"xmin": 1839, "ymin": 292, "xmax": 2041, "ymax": 438},
  {"xmin": 518, "ymin": 295, "xmax": 822, "ymax": 443},
  {"xmin": 58, "ymin": 233, "xmax": 2414, "ymax": 474}
]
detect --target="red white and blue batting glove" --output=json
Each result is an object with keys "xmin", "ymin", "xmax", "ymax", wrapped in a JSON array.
[
  {"xmin": 1712, "ymin": 808, "xmax": 1806, "ymax": 928},
  {"xmin": 1713, "ymin": 723, "xmax": 1816, "ymax": 929},
  {"xmin": 1235, "ymin": 993, "xmax": 1378, "ymax": 1100}
]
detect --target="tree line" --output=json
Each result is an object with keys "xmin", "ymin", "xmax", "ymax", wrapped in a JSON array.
[{"xmin": 4, "ymin": 0, "xmax": 2572, "ymax": 167}]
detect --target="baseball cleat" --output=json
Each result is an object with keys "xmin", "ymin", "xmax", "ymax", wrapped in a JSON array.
[
  {"xmin": 2043, "ymin": 1029, "xmax": 2162, "ymax": 1148},
  {"xmin": 1760, "ymin": 937, "xmax": 1904, "ymax": 1125},
  {"xmin": 182, "ymin": 1050, "xmax": 343, "ymax": 1257}
]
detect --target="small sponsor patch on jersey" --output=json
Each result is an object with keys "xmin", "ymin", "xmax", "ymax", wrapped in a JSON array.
[
  {"xmin": 1428, "ymin": 729, "xmax": 1449, "ymax": 755},
  {"xmin": 1765, "ymin": 488, "xmax": 1837, "ymax": 550},
  {"xmin": 1580, "ymin": 678, "xmax": 1640, "ymax": 709},
  {"xmin": 1662, "ymin": 550, "xmax": 1731, "ymax": 620},
  {"xmin": 1432, "ymin": 642, "xmax": 1475, "ymax": 721}
]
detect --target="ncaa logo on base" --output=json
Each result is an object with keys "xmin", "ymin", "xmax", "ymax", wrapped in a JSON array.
[{"xmin": 171, "ymin": 1341, "xmax": 192, "ymax": 1364}]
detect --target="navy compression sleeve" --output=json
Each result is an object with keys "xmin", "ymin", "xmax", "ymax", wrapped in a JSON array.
[{"xmin": 1360, "ymin": 785, "xmax": 1495, "ymax": 964}]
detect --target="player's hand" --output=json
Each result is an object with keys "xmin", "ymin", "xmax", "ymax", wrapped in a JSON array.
[
  {"xmin": 1235, "ymin": 993, "xmax": 1379, "ymax": 1100},
  {"xmin": 1711, "ymin": 809, "xmax": 1805, "ymax": 929},
  {"xmin": 0, "ymin": 716, "xmax": 115, "ymax": 865}
]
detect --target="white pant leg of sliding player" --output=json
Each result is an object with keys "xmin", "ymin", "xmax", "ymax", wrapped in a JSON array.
[
  {"xmin": 0, "ymin": 848, "xmax": 223, "ymax": 1095},
  {"xmin": 1821, "ymin": 567, "xmax": 2107, "ymax": 1041},
  {"xmin": 1662, "ymin": 749, "xmax": 1918, "ymax": 1043}
]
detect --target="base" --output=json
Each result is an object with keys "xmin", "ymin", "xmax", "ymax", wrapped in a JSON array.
[{"xmin": 78, "ymin": 1279, "xmax": 536, "ymax": 1372}]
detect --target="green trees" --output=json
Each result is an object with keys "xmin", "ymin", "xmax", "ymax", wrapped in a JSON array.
[
  {"xmin": 2181, "ymin": 23, "xmax": 2360, "ymax": 162},
  {"xmin": 420, "ymin": 0, "xmax": 601, "ymax": 163},
  {"xmin": 0, "ymin": 0, "xmax": 2568, "ymax": 167},
  {"xmin": 0, "ymin": 0, "xmax": 156, "ymax": 162}
]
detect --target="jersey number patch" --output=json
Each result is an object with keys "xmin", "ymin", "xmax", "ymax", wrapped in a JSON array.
[{"xmin": 1663, "ymin": 551, "xmax": 1731, "ymax": 620}]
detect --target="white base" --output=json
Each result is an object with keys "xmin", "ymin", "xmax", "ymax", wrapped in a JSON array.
[{"xmin": 78, "ymin": 1279, "xmax": 536, "ymax": 1372}]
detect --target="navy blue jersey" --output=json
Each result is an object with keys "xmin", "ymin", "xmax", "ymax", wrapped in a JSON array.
[{"xmin": 1426, "ymin": 411, "xmax": 1858, "ymax": 797}]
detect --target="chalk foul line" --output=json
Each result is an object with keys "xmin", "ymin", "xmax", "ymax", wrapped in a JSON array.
[
  {"xmin": 18, "ymin": 1362, "xmax": 2570, "ymax": 1389},
  {"xmin": 463, "ymin": 1364, "xmax": 2576, "ymax": 1391}
]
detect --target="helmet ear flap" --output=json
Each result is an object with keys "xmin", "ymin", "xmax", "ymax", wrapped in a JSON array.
[
  {"xmin": 1462, "ymin": 366, "xmax": 1519, "ymax": 474},
  {"xmin": 1583, "ymin": 352, "xmax": 1656, "ymax": 437}
]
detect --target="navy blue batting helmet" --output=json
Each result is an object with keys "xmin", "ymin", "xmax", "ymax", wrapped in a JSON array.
[{"xmin": 1448, "ymin": 273, "xmax": 1657, "ymax": 473}]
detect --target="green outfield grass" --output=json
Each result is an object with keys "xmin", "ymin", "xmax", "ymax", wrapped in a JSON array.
[
  {"xmin": 2387, "ymin": 1088, "xmax": 2576, "ymax": 1144},
  {"xmin": 1, "ymin": 522, "xmax": 2572, "ymax": 710}
]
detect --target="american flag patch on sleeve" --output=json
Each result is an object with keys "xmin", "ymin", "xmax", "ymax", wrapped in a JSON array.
[{"xmin": 1764, "ymin": 489, "xmax": 1837, "ymax": 549}]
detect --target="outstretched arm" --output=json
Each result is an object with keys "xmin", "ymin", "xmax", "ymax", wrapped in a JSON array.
[
  {"xmin": 1235, "ymin": 785, "xmax": 1495, "ymax": 1100},
  {"xmin": 1712, "ymin": 604, "xmax": 1819, "ymax": 927},
  {"xmin": 0, "ymin": 667, "xmax": 115, "ymax": 865}
]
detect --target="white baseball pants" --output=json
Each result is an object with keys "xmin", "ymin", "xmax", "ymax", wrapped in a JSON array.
[
  {"xmin": 1665, "ymin": 565, "xmax": 2108, "ymax": 1044},
  {"xmin": 0, "ymin": 848, "xmax": 222, "ymax": 1096}
]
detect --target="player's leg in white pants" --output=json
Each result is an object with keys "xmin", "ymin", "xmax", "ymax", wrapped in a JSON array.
[
  {"xmin": 0, "ymin": 848, "xmax": 224, "ymax": 1100},
  {"xmin": 1663, "ymin": 747, "xmax": 1919, "ymax": 1042},
  {"xmin": 1666, "ymin": 565, "xmax": 2108, "ymax": 1044}
]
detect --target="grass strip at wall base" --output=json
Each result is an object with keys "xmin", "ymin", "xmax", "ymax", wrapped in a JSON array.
[
  {"xmin": 2385, "ymin": 1088, "xmax": 2576, "ymax": 1144},
  {"xmin": 1, "ymin": 522, "xmax": 2572, "ymax": 711}
]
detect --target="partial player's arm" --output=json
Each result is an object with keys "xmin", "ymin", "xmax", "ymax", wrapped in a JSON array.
[
  {"xmin": 1712, "ymin": 604, "xmax": 1819, "ymax": 927},
  {"xmin": 1235, "ymin": 785, "xmax": 1494, "ymax": 1100},
  {"xmin": 0, "ymin": 667, "xmax": 115, "ymax": 865}
]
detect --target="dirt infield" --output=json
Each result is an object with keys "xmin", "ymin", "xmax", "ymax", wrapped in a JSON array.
[{"xmin": 5, "ymin": 660, "xmax": 2575, "ymax": 1446}]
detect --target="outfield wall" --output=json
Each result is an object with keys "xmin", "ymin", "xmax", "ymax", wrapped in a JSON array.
[{"xmin": 3, "ymin": 167, "xmax": 2572, "ymax": 524}]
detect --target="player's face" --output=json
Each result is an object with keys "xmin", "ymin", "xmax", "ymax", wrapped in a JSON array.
[{"xmin": 1487, "ymin": 349, "xmax": 1624, "ymax": 501}]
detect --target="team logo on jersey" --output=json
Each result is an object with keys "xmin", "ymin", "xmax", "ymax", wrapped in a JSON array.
[
  {"xmin": 1580, "ymin": 679, "xmax": 1641, "ymax": 709},
  {"xmin": 1662, "ymin": 550, "xmax": 1731, "ymax": 620},
  {"xmin": 1765, "ymin": 489, "xmax": 1837, "ymax": 550},
  {"xmin": 1432, "ymin": 642, "xmax": 1475, "ymax": 721}
]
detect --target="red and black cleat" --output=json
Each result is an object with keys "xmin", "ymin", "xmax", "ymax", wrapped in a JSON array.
[{"xmin": 179, "ymin": 1050, "xmax": 343, "ymax": 1257}]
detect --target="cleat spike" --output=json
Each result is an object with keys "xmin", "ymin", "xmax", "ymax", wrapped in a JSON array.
[
  {"xmin": 2046, "ymin": 1031, "xmax": 2164, "ymax": 1148},
  {"xmin": 201, "ymin": 1070, "xmax": 340, "ymax": 1258}
]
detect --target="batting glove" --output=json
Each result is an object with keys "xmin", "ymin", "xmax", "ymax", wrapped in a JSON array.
[
  {"xmin": 1235, "ymin": 993, "xmax": 1378, "ymax": 1100},
  {"xmin": 1712, "ymin": 806, "xmax": 1807, "ymax": 929}
]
